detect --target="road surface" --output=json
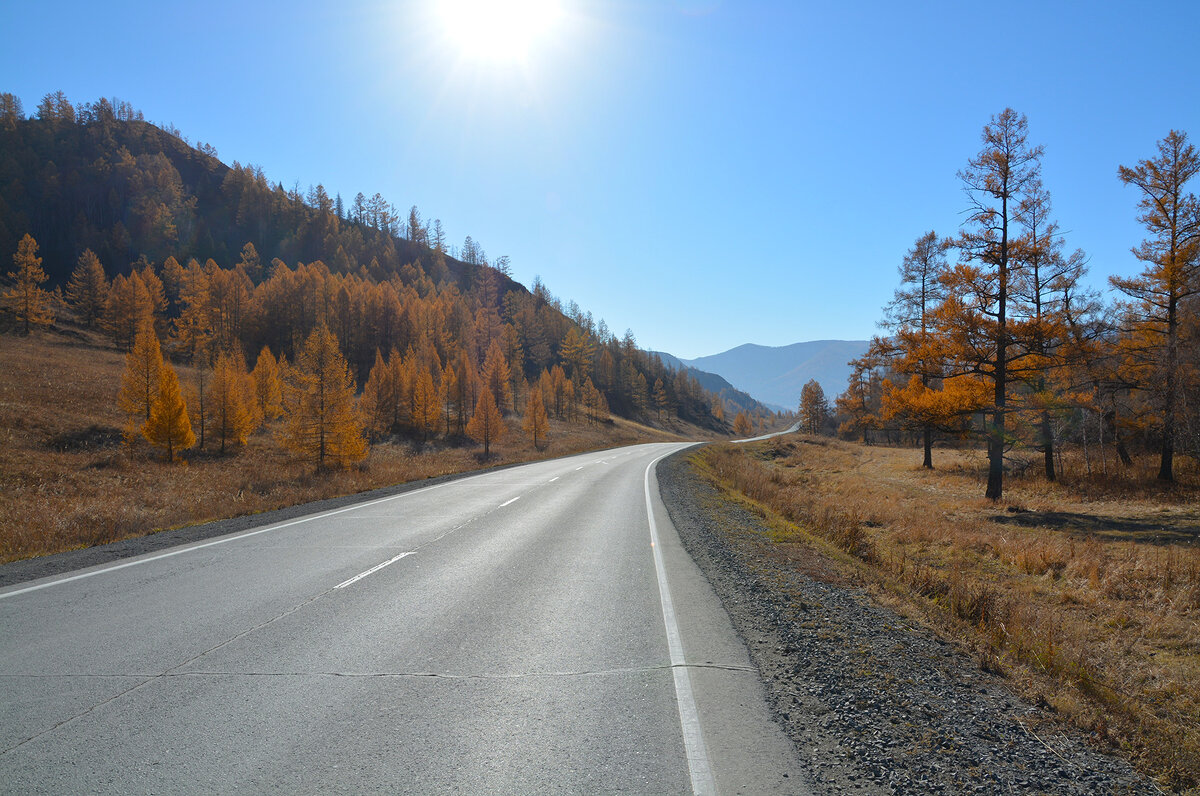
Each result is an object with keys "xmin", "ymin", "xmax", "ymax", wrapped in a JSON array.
[{"xmin": 0, "ymin": 443, "xmax": 806, "ymax": 794}]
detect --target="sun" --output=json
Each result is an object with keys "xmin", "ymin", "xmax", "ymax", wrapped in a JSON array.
[{"xmin": 436, "ymin": 0, "xmax": 562, "ymax": 62}]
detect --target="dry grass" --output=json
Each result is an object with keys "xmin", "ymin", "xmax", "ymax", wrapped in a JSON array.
[
  {"xmin": 696, "ymin": 436, "xmax": 1200, "ymax": 792},
  {"xmin": 0, "ymin": 329, "xmax": 691, "ymax": 563}
]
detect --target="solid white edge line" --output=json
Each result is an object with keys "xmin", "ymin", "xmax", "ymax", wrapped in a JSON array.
[
  {"xmin": 334, "ymin": 550, "xmax": 415, "ymax": 589},
  {"xmin": 499, "ymin": 496, "xmax": 520, "ymax": 507},
  {"xmin": 645, "ymin": 444, "xmax": 715, "ymax": 796}
]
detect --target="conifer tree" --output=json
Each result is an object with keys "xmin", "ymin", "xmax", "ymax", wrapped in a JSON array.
[
  {"xmin": 523, "ymin": 387, "xmax": 549, "ymax": 449},
  {"xmin": 440, "ymin": 363, "xmax": 459, "ymax": 434},
  {"xmin": 358, "ymin": 349, "xmax": 396, "ymax": 439},
  {"xmin": 733, "ymin": 411, "xmax": 753, "ymax": 437},
  {"xmin": 652, "ymin": 378, "xmax": 670, "ymax": 420},
  {"xmin": 950, "ymin": 109, "xmax": 1043, "ymax": 499},
  {"xmin": 481, "ymin": 339, "xmax": 513, "ymax": 412},
  {"xmin": 103, "ymin": 272, "xmax": 153, "ymax": 350},
  {"xmin": 66, "ymin": 249, "xmax": 109, "ymax": 329},
  {"xmin": 3, "ymin": 234, "xmax": 54, "ymax": 333},
  {"xmin": 1112, "ymin": 130, "xmax": 1200, "ymax": 482},
  {"xmin": 799, "ymin": 379, "xmax": 830, "ymax": 434},
  {"xmin": 467, "ymin": 387, "xmax": 505, "ymax": 457},
  {"xmin": 208, "ymin": 350, "xmax": 255, "ymax": 454},
  {"xmin": 143, "ymin": 362, "xmax": 194, "ymax": 463},
  {"xmin": 118, "ymin": 322, "xmax": 164, "ymax": 436},
  {"xmin": 412, "ymin": 368, "xmax": 440, "ymax": 442},
  {"xmin": 284, "ymin": 324, "xmax": 368, "ymax": 470},
  {"xmin": 879, "ymin": 231, "xmax": 952, "ymax": 467},
  {"xmin": 189, "ymin": 361, "xmax": 211, "ymax": 450},
  {"xmin": 250, "ymin": 345, "xmax": 284, "ymax": 422}
]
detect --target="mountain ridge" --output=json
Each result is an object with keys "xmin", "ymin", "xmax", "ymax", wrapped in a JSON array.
[{"xmin": 667, "ymin": 339, "xmax": 870, "ymax": 409}]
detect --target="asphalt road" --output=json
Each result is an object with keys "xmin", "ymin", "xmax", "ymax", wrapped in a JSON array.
[{"xmin": 0, "ymin": 443, "xmax": 807, "ymax": 794}]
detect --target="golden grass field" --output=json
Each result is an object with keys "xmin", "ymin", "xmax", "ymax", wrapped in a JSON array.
[
  {"xmin": 695, "ymin": 435, "xmax": 1199, "ymax": 791},
  {"xmin": 0, "ymin": 329, "xmax": 699, "ymax": 563}
]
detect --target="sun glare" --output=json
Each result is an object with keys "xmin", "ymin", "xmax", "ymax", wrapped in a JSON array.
[{"xmin": 437, "ymin": 0, "xmax": 562, "ymax": 62}]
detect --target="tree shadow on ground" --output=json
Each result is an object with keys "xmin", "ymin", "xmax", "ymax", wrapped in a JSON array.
[{"xmin": 990, "ymin": 510, "xmax": 1200, "ymax": 546}]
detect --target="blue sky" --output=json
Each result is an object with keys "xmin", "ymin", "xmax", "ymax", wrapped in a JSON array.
[{"xmin": 3, "ymin": 0, "xmax": 1198, "ymax": 359}]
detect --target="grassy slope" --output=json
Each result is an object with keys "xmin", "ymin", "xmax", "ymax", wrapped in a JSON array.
[
  {"xmin": 695, "ymin": 435, "xmax": 1199, "ymax": 792},
  {"xmin": 0, "ymin": 328, "xmax": 713, "ymax": 564}
]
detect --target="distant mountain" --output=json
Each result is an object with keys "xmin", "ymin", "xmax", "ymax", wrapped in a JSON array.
[
  {"xmin": 678, "ymin": 340, "xmax": 870, "ymax": 409},
  {"xmin": 648, "ymin": 352, "xmax": 769, "ymax": 416}
]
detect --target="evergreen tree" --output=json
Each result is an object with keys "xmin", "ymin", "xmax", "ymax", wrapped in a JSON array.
[
  {"xmin": 208, "ymin": 350, "xmax": 256, "ymax": 454},
  {"xmin": 1112, "ymin": 130, "xmax": 1200, "ymax": 482},
  {"xmin": 523, "ymin": 387, "xmax": 549, "ymax": 449},
  {"xmin": 3, "ymin": 234, "xmax": 54, "ymax": 333},
  {"xmin": 66, "ymin": 249, "xmax": 109, "ymax": 329},
  {"xmin": 467, "ymin": 387, "xmax": 505, "ymax": 457},
  {"xmin": 284, "ymin": 325, "xmax": 368, "ymax": 470},
  {"xmin": 143, "ymin": 363, "xmax": 194, "ymax": 463},
  {"xmin": 118, "ymin": 322, "xmax": 164, "ymax": 439},
  {"xmin": 250, "ymin": 345, "xmax": 284, "ymax": 422}
]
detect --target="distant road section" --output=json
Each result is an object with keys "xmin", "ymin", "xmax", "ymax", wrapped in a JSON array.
[{"xmin": 0, "ymin": 444, "xmax": 806, "ymax": 794}]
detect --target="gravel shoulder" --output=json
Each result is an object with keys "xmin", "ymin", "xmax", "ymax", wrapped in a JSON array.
[{"xmin": 657, "ymin": 449, "xmax": 1159, "ymax": 795}]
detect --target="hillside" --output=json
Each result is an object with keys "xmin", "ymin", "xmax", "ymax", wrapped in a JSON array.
[
  {"xmin": 0, "ymin": 93, "xmax": 775, "ymax": 430},
  {"xmin": 678, "ymin": 340, "xmax": 870, "ymax": 410},
  {"xmin": 648, "ymin": 351, "xmax": 765, "ymax": 416}
]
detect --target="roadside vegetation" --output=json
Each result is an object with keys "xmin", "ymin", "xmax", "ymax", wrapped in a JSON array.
[
  {"xmin": 0, "ymin": 330, "xmax": 704, "ymax": 564},
  {"xmin": 695, "ymin": 436, "xmax": 1199, "ymax": 791}
]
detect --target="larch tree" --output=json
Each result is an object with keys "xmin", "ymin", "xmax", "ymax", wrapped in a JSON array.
[
  {"xmin": 1112, "ymin": 130, "xmax": 1199, "ymax": 482},
  {"xmin": 3, "ymin": 234, "xmax": 54, "ymax": 334},
  {"xmin": 481, "ymin": 339, "xmax": 513, "ymax": 413},
  {"xmin": 66, "ymin": 249, "xmax": 109, "ymax": 329},
  {"xmin": 250, "ymin": 345, "xmax": 284, "ymax": 423},
  {"xmin": 118, "ymin": 321, "xmax": 164, "ymax": 439},
  {"xmin": 142, "ymin": 362, "xmax": 194, "ymax": 463},
  {"xmin": 103, "ymin": 271, "xmax": 153, "ymax": 351},
  {"xmin": 879, "ymin": 231, "xmax": 952, "ymax": 467},
  {"xmin": 942, "ymin": 108, "xmax": 1044, "ymax": 500},
  {"xmin": 284, "ymin": 324, "xmax": 368, "ymax": 470},
  {"xmin": 523, "ymin": 387, "xmax": 549, "ymax": 449},
  {"xmin": 652, "ymin": 378, "xmax": 670, "ymax": 420},
  {"xmin": 467, "ymin": 387, "xmax": 505, "ymax": 458},
  {"xmin": 208, "ymin": 350, "xmax": 256, "ymax": 454},
  {"xmin": 412, "ymin": 368, "xmax": 440, "ymax": 442},
  {"xmin": 358, "ymin": 349, "xmax": 396, "ymax": 439},
  {"xmin": 732, "ymin": 411, "xmax": 753, "ymax": 437},
  {"xmin": 189, "ymin": 361, "xmax": 211, "ymax": 451},
  {"xmin": 440, "ymin": 363, "xmax": 460, "ymax": 435},
  {"xmin": 799, "ymin": 379, "xmax": 830, "ymax": 434},
  {"xmin": 1011, "ymin": 179, "xmax": 1089, "ymax": 481}
]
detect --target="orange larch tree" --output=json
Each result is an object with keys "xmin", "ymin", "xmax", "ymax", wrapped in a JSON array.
[
  {"xmin": 467, "ymin": 387, "xmax": 505, "ymax": 457},
  {"xmin": 283, "ymin": 324, "xmax": 368, "ymax": 470},
  {"xmin": 118, "ymin": 321, "xmax": 164, "ymax": 438},
  {"xmin": 942, "ymin": 108, "xmax": 1044, "ymax": 500},
  {"xmin": 208, "ymin": 349, "xmax": 256, "ymax": 454},
  {"xmin": 523, "ymin": 387, "xmax": 549, "ymax": 449},
  {"xmin": 358, "ymin": 349, "xmax": 396, "ymax": 439},
  {"xmin": 250, "ymin": 345, "xmax": 284, "ymax": 423},
  {"xmin": 143, "ymin": 362, "xmax": 194, "ymax": 463},
  {"xmin": 3, "ymin": 234, "xmax": 54, "ymax": 334},
  {"xmin": 66, "ymin": 249, "xmax": 109, "ymax": 329},
  {"xmin": 1111, "ymin": 130, "xmax": 1200, "ymax": 482}
]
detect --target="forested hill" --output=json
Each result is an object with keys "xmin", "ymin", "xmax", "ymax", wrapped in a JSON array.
[
  {"xmin": 0, "ymin": 93, "xmax": 504, "ymax": 292},
  {"xmin": 0, "ymin": 92, "xmax": 776, "ymax": 429}
]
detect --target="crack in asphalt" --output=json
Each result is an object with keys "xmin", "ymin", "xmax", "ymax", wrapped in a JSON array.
[{"xmin": 0, "ymin": 662, "xmax": 758, "ymax": 681}]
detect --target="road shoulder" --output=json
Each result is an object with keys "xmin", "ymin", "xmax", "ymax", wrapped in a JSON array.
[{"xmin": 656, "ymin": 448, "xmax": 1156, "ymax": 795}]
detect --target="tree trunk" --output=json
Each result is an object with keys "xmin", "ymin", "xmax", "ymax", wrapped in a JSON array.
[
  {"xmin": 1159, "ymin": 297, "xmax": 1178, "ymax": 482},
  {"xmin": 1103, "ymin": 410, "xmax": 1134, "ymax": 467},
  {"xmin": 1042, "ymin": 410, "xmax": 1055, "ymax": 481},
  {"xmin": 922, "ymin": 426, "xmax": 933, "ymax": 469}
]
